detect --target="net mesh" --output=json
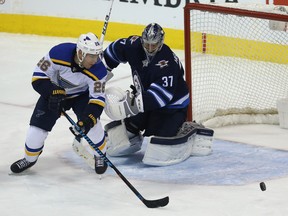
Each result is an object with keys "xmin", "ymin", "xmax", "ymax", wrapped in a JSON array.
[{"xmin": 185, "ymin": 4, "xmax": 288, "ymax": 127}]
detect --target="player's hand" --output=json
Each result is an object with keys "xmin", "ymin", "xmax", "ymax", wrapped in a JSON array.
[
  {"xmin": 124, "ymin": 88, "xmax": 142, "ymax": 117},
  {"xmin": 104, "ymin": 86, "xmax": 144, "ymax": 121},
  {"xmin": 69, "ymin": 115, "xmax": 95, "ymax": 136},
  {"xmin": 48, "ymin": 85, "xmax": 66, "ymax": 115}
]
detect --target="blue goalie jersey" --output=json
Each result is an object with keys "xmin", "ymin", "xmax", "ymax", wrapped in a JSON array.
[{"xmin": 104, "ymin": 36, "xmax": 190, "ymax": 111}]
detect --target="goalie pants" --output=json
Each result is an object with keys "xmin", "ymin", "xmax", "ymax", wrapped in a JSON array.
[
  {"xmin": 124, "ymin": 106, "xmax": 188, "ymax": 137},
  {"xmin": 30, "ymin": 92, "xmax": 89, "ymax": 131}
]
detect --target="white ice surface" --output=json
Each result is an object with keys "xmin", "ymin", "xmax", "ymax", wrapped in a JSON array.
[{"xmin": 1, "ymin": 33, "xmax": 288, "ymax": 216}]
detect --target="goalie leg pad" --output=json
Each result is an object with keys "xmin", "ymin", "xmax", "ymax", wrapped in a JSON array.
[
  {"xmin": 178, "ymin": 121, "xmax": 214, "ymax": 156},
  {"xmin": 105, "ymin": 120, "xmax": 143, "ymax": 156},
  {"xmin": 142, "ymin": 122, "xmax": 214, "ymax": 166},
  {"xmin": 142, "ymin": 133, "xmax": 196, "ymax": 166},
  {"xmin": 191, "ymin": 129, "xmax": 214, "ymax": 156}
]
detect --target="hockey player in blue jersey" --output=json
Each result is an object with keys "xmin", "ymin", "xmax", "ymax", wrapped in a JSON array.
[
  {"xmin": 10, "ymin": 32, "xmax": 108, "ymax": 174},
  {"xmin": 103, "ymin": 23, "xmax": 213, "ymax": 166},
  {"xmin": 104, "ymin": 23, "xmax": 190, "ymax": 136}
]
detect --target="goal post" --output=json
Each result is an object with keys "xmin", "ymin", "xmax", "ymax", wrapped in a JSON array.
[{"xmin": 184, "ymin": 3, "xmax": 288, "ymax": 127}]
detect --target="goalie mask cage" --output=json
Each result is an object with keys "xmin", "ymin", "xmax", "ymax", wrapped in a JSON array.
[{"xmin": 184, "ymin": 3, "xmax": 288, "ymax": 127}]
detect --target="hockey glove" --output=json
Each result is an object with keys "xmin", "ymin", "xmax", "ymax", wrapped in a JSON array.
[
  {"xmin": 124, "ymin": 86, "xmax": 144, "ymax": 117},
  {"xmin": 48, "ymin": 85, "xmax": 66, "ymax": 115},
  {"xmin": 129, "ymin": 85, "xmax": 137, "ymax": 105},
  {"xmin": 69, "ymin": 114, "xmax": 96, "ymax": 136},
  {"xmin": 104, "ymin": 86, "xmax": 144, "ymax": 120}
]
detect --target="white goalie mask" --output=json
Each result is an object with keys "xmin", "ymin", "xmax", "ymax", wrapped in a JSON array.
[
  {"xmin": 141, "ymin": 23, "xmax": 165, "ymax": 59},
  {"xmin": 76, "ymin": 32, "xmax": 103, "ymax": 67}
]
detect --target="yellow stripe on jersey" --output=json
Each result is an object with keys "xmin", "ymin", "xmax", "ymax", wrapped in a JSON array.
[
  {"xmin": 82, "ymin": 69, "xmax": 99, "ymax": 81},
  {"xmin": 32, "ymin": 77, "xmax": 50, "ymax": 82},
  {"xmin": 89, "ymin": 99, "xmax": 105, "ymax": 108},
  {"xmin": 51, "ymin": 58, "xmax": 71, "ymax": 66}
]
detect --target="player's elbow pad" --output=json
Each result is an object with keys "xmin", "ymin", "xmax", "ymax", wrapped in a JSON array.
[{"xmin": 32, "ymin": 79, "xmax": 53, "ymax": 99}]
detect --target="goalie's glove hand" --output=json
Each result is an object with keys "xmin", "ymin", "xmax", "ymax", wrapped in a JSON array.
[
  {"xmin": 124, "ymin": 87, "xmax": 143, "ymax": 117},
  {"xmin": 48, "ymin": 85, "xmax": 66, "ymax": 115},
  {"xmin": 129, "ymin": 85, "xmax": 138, "ymax": 106},
  {"xmin": 104, "ymin": 86, "xmax": 144, "ymax": 120},
  {"xmin": 69, "ymin": 115, "xmax": 96, "ymax": 136}
]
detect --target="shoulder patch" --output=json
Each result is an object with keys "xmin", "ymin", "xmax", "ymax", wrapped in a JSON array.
[
  {"xmin": 155, "ymin": 60, "xmax": 169, "ymax": 68},
  {"xmin": 129, "ymin": 36, "xmax": 139, "ymax": 44}
]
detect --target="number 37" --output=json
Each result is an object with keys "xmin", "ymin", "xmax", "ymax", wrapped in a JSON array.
[{"xmin": 162, "ymin": 76, "xmax": 173, "ymax": 87}]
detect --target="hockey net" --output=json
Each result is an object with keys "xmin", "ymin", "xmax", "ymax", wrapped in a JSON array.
[{"xmin": 184, "ymin": 3, "xmax": 288, "ymax": 127}]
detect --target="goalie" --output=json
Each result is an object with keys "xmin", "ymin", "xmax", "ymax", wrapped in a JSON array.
[{"xmin": 103, "ymin": 23, "xmax": 214, "ymax": 166}]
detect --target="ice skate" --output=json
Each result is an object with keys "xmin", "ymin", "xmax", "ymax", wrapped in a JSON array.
[
  {"xmin": 94, "ymin": 154, "xmax": 107, "ymax": 175},
  {"xmin": 10, "ymin": 158, "xmax": 37, "ymax": 173}
]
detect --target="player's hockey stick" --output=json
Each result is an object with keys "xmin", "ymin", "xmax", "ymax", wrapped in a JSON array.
[
  {"xmin": 62, "ymin": 111, "xmax": 169, "ymax": 208},
  {"xmin": 100, "ymin": 0, "xmax": 114, "ymax": 44}
]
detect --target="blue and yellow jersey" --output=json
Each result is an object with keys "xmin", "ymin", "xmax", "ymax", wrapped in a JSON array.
[{"xmin": 32, "ymin": 42, "xmax": 108, "ymax": 118}]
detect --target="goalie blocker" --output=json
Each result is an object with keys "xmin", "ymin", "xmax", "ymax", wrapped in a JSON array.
[{"xmin": 105, "ymin": 120, "xmax": 214, "ymax": 166}]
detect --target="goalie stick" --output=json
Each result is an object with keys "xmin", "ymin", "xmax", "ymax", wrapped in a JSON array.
[{"xmin": 62, "ymin": 111, "xmax": 169, "ymax": 208}]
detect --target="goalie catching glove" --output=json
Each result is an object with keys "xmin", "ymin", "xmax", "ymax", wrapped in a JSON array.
[
  {"xmin": 105, "ymin": 85, "xmax": 144, "ymax": 120},
  {"xmin": 69, "ymin": 114, "xmax": 96, "ymax": 136}
]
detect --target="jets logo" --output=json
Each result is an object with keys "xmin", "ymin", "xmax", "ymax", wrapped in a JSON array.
[
  {"xmin": 129, "ymin": 36, "xmax": 139, "ymax": 44},
  {"xmin": 155, "ymin": 60, "xmax": 169, "ymax": 68}
]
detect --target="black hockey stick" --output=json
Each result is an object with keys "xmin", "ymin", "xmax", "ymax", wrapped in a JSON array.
[{"xmin": 62, "ymin": 111, "xmax": 169, "ymax": 208}]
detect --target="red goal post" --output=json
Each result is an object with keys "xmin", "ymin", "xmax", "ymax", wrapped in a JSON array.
[{"xmin": 184, "ymin": 3, "xmax": 288, "ymax": 127}]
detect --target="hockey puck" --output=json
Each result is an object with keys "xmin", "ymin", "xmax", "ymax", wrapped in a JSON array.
[{"xmin": 260, "ymin": 182, "xmax": 266, "ymax": 191}]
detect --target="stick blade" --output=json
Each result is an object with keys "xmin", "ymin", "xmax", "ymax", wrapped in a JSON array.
[{"xmin": 143, "ymin": 196, "xmax": 169, "ymax": 208}]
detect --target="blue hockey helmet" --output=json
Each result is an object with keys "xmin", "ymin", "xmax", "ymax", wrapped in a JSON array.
[{"xmin": 141, "ymin": 23, "xmax": 165, "ymax": 58}]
